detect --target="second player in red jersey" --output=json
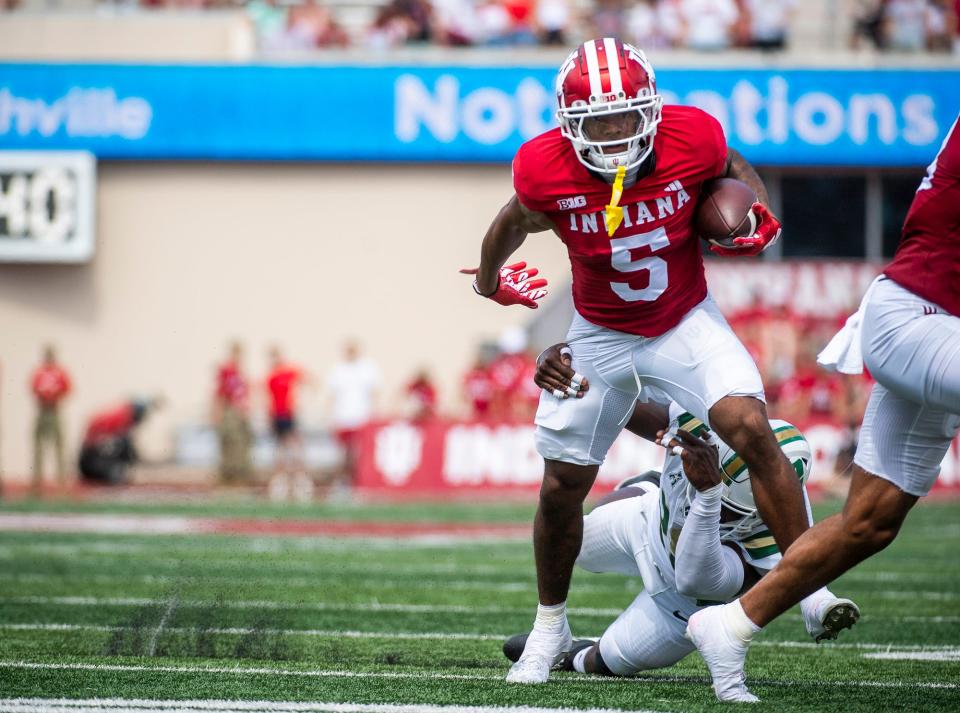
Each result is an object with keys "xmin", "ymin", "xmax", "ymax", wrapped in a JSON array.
[
  {"xmin": 464, "ymin": 38, "xmax": 808, "ymax": 689},
  {"xmin": 686, "ymin": 113, "xmax": 960, "ymax": 704}
]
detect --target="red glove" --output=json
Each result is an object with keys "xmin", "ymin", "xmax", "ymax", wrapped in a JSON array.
[
  {"xmin": 709, "ymin": 202, "xmax": 782, "ymax": 257},
  {"xmin": 459, "ymin": 261, "xmax": 548, "ymax": 309}
]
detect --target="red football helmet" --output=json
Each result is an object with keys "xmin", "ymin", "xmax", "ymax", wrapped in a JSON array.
[{"xmin": 555, "ymin": 38, "xmax": 663, "ymax": 176}]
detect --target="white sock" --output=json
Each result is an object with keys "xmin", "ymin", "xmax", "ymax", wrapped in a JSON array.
[
  {"xmin": 724, "ymin": 600, "xmax": 762, "ymax": 644},
  {"xmin": 572, "ymin": 646, "xmax": 590, "ymax": 673},
  {"xmin": 534, "ymin": 602, "xmax": 567, "ymax": 631}
]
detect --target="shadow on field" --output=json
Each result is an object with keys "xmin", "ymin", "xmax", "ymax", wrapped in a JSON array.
[{"xmin": 103, "ymin": 592, "xmax": 300, "ymax": 662}]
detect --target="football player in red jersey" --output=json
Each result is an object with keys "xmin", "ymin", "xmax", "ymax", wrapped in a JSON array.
[
  {"xmin": 687, "ymin": 114, "xmax": 960, "ymax": 702},
  {"xmin": 462, "ymin": 38, "xmax": 805, "ymax": 687}
]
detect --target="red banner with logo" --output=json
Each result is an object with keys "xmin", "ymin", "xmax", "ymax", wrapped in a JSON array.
[{"xmin": 355, "ymin": 418, "xmax": 960, "ymax": 495}]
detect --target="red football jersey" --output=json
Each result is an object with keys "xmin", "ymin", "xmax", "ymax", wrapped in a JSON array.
[
  {"xmin": 216, "ymin": 361, "xmax": 249, "ymax": 410},
  {"xmin": 884, "ymin": 114, "xmax": 960, "ymax": 316},
  {"xmin": 32, "ymin": 364, "xmax": 71, "ymax": 405},
  {"xmin": 513, "ymin": 104, "xmax": 727, "ymax": 337},
  {"xmin": 267, "ymin": 365, "xmax": 302, "ymax": 419}
]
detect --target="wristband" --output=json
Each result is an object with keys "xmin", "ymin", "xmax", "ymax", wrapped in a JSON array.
[{"xmin": 472, "ymin": 277, "xmax": 498, "ymax": 298}]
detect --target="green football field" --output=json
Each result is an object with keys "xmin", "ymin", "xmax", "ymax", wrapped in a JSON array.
[{"xmin": 0, "ymin": 496, "xmax": 958, "ymax": 712}]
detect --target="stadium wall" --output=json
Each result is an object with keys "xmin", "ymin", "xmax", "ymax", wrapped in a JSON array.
[{"xmin": 0, "ymin": 161, "xmax": 571, "ymax": 480}]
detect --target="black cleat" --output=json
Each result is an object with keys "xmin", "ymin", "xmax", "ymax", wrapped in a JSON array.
[
  {"xmin": 503, "ymin": 633, "xmax": 596, "ymax": 671},
  {"xmin": 614, "ymin": 470, "xmax": 661, "ymax": 492}
]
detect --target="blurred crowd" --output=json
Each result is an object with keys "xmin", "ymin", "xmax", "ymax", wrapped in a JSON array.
[
  {"xmin": 4, "ymin": 0, "xmax": 956, "ymax": 55},
  {"xmin": 248, "ymin": 0, "xmax": 960, "ymax": 52},
  {"xmin": 22, "ymin": 306, "xmax": 874, "ymax": 498}
]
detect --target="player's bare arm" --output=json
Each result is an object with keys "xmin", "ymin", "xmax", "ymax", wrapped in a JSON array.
[
  {"xmin": 723, "ymin": 147, "xmax": 769, "ymax": 206},
  {"xmin": 704, "ymin": 147, "xmax": 782, "ymax": 257},
  {"xmin": 461, "ymin": 196, "xmax": 552, "ymax": 308}
]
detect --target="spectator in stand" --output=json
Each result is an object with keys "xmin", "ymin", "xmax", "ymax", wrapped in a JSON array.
[
  {"xmin": 954, "ymin": 0, "xmax": 960, "ymax": 52},
  {"xmin": 758, "ymin": 303, "xmax": 800, "ymax": 402},
  {"xmin": 924, "ymin": 0, "xmax": 957, "ymax": 50},
  {"xmin": 586, "ymin": 0, "xmax": 628, "ymax": 41},
  {"xmin": 367, "ymin": 0, "xmax": 433, "ymax": 48},
  {"xmin": 404, "ymin": 368, "xmax": 438, "ymax": 422},
  {"xmin": 463, "ymin": 345, "xmax": 497, "ymax": 420},
  {"xmin": 287, "ymin": 1, "xmax": 350, "ymax": 48},
  {"xmin": 326, "ymin": 340, "xmax": 382, "ymax": 493},
  {"xmin": 213, "ymin": 341, "xmax": 252, "ymax": 484},
  {"xmin": 501, "ymin": 0, "xmax": 538, "ymax": 44},
  {"xmin": 625, "ymin": 0, "xmax": 674, "ymax": 49},
  {"xmin": 247, "ymin": 0, "xmax": 289, "ymax": 51},
  {"xmin": 883, "ymin": 0, "xmax": 933, "ymax": 50},
  {"xmin": 433, "ymin": 0, "xmax": 482, "ymax": 45},
  {"xmin": 742, "ymin": 0, "xmax": 795, "ymax": 50},
  {"xmin": 776, "ymin": 342, "xmax": 845, "ymax": 425},
  {"xmin": 536, "ymin": 0, "xmax": 571, "ymax": 44},
  {"xmin": 266, "ymin": 346, "xmax": 312, "ymax": 502},
  {"xmin": 676, "ymin": 0, "xmax": 740, "ymax": 50},
  {"xmin": 30, "ymin": 345, "xmax": 72, "ymax": 495},
  {"xmin": 488, "ymin": 326, "xmax": 533, "ymax": 420},
  {"xmin": 851, "ymin": 0, "xmax": 886, "ymax": 49},
  {"xmin": 78, "ymin": 398, "xmax": 160, "ymax": 485}
]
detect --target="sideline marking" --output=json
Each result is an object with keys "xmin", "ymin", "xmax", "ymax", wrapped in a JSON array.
[
  {"xmin": 3, "ymin": 622, "xmax": 958, "ymax": 652},
  {"xmin": 1, "ymin": 662, "xmax": 957, "ymax": 691},
  {"xmin": 0, "ymin": 700, "xmax": 661, "ymax": 713}
]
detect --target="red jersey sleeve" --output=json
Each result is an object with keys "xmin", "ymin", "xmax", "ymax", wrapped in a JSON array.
[
  {"xmin": 685, "ymin": 107, "xmax": 728, "ymax": 180},
  {"xmin": 512, "ymin": 145, "xmax": 545, "ymax": 213}
]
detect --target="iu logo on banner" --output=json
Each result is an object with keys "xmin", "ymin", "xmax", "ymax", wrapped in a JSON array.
[{"xmin": 374, "ymin": 422, "xmax": 424, "ymax": 486}]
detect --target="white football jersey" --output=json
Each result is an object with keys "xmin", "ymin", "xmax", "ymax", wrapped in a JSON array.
[{"xmin": 645, "ymin": 408, "xmax": 799, "ymax": 587}]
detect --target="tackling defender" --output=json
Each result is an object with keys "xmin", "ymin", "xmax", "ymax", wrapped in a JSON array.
[
  {"xmin": 462, "ymin": 38, "xmax": 810, "ymax": 686},
  {"xmin": 504, "ymin": 346, "xmax": 858, "ymax": 683},
  {"xmin": 686, "ymin": 114, "xmax": 960, "ymax": 702}
]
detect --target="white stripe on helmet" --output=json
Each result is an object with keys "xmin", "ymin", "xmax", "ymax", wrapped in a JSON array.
[
  {"xmin": 603, "ymin": 37, "xmax": 623, "ymax": 96},
  {"xmin": 582, "ymin": 40, "xmax": 603, "ymax": 99}
]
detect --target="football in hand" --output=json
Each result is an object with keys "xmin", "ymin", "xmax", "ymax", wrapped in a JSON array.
[{"xmin": 694, "ymin": 178, "xmax": 759, "ymax": 248}]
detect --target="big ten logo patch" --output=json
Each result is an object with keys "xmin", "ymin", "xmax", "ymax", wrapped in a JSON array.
[{"xmin": 557, "ymin": 195, "xmax": 587, "ymax": 210}]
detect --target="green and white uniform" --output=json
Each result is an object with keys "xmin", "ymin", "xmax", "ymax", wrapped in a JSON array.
[{"xmin": 576, "ymin": 404, "xmax": 814, "ymax": 676}]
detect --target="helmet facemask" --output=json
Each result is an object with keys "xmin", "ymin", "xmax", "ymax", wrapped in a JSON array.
[{"xmin": 558, "ymin": 94, "xmax": 663, "ymax": 176}]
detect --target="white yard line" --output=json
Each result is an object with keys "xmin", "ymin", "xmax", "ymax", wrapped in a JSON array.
[
  {"xmin": 0, "ymin": 700, "xmax": 659, "ymax": 713},
  {"xmin": 7, "ymin": 595, "xmax": 960, "ymax": 623},
  {"xmin": 4, "ymin": 622, "xmax": 959, "ymax": 652},
  {"xmin": 0, "ymin": 596, "xmax": 624, "ymax": 617},
  {"xmin": 5, "ymin": 573, "xmax": 632, "ymax": 597},
  {"xmin": 0, "ymin": 623, "xmax": 506, "ymax": 642},
  {"xmin": 0, "ymin": 662, "xmax": 957, "ymax": 691},
  {"xmin": 864, "ymin": 649, "xmax": 960, "ymax": 661}
]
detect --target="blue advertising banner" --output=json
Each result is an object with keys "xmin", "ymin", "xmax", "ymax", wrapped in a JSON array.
[{"xmin": 0, "ymin": 63, "xmax": 957, "ymax": 165}]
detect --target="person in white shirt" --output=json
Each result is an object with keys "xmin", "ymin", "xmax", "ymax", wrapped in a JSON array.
[
  {"xmin": 744, "ymin": 0, "xmax": 795, "ymax": 50},
  {"xmin": 678, "ymin": 0, "xmax": 739, "ymax": 50},
  {"xmin": 326, "ymin": 341, "xmax": 382, "ymax": 490}
]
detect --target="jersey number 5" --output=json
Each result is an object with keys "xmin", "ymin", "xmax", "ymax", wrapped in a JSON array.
[{"xmin": 610, "ymin": 227, "xmax": 669, "ymax": 302}]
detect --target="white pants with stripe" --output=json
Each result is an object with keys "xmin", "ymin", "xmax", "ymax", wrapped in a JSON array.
[
  {"xmin": 855, "ymin": 278, "xmax": 960, "ymax": 496},
  {"xmin": 575, "ymin": 491, "xmax": 700, "ymax": 675},
  {"xmin": 534, "ymin": 296, "xmax": 764, "ymax": 466}
]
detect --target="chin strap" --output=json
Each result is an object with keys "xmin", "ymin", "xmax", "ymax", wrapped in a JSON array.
[{"xmin": 605, "ymin": 165, "xmax": 627, "ymax": 237}]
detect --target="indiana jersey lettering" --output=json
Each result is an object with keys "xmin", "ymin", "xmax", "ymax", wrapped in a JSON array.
[
  {"xmin": 884, "ymin": 113, "xmax": 960, "ymax": 316},
  {"xmin": 513, "ymin": 105, "xmax": 727, "ymax": 337}
]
